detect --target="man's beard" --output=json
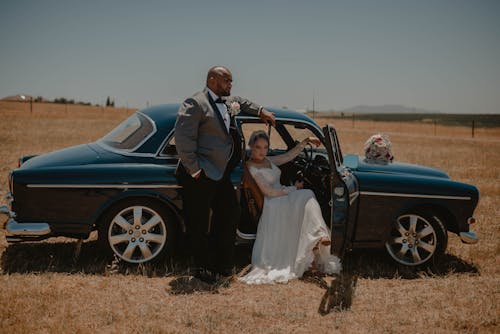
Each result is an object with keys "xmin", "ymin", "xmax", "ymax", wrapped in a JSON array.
[{"xmin": 218, "ymin": 84, "xmax": 231, "ymax": 96}]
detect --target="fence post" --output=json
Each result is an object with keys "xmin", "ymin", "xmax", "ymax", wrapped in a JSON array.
[
  {"xmin": 472, "ymin": 120, "xmax": 475, "ymax": 138},
  {"xmin": 352, "ymin": 113, "xmax": 355, "ymax": 128},
  {"xmin": 30, "ymin": 97, "xmax": 33, "ymax": 113},
  {"xmin": 434, "ymin": 119, "xmax": 437, "ymax": 136}
]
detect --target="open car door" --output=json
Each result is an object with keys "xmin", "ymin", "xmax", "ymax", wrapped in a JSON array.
[{"xmin": 323, "ymin": 125, "xmax": 359, "ymax": 259}]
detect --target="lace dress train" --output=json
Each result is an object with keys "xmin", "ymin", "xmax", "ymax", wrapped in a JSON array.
[{"xmin": 240, "ymin": 159, "xmax": 341, "ymax": 284}]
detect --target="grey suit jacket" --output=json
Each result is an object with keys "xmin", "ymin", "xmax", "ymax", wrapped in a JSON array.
[{"xmin": 174, "ymin": 88, "xmax": 261, "ymax": 181}]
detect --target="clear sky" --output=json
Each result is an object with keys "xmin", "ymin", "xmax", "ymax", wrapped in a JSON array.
[{"xmin": 1, "ymin": 0, "xmax": 499, "ymax": 113}]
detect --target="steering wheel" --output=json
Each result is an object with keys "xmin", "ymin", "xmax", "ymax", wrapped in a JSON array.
[
  {"xmin": 291, "ymin": 142, "xmax": 314, "ymax": 184},
  {"xmin": 303, "ymin": 142, "xmax": 314, "ymax": 167}
]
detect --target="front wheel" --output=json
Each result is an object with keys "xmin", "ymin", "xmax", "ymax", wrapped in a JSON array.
[
  {"xmin": 385, "ymin": 213, "xmax": 447, "ymax": 267},
  {"xmin": 99, "ymin": 200, "xmax": 175, "ymax": 264}
]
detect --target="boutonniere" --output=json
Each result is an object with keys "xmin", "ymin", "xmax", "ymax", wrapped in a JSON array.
[{"xmin": 228, "ymin": 101, "xmax": 240, "ymax": 116}]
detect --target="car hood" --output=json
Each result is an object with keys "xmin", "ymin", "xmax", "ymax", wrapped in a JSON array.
[{"xmin": 344, "ymin": 154, "xmax": 449, "ymax": 179}]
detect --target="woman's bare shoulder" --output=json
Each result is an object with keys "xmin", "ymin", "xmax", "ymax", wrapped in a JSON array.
[{"xmin": 245, "ymin": 160, "xmax": 256, "ymax": 167}]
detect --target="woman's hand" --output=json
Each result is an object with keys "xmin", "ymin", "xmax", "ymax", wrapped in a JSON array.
[
  {"xmin": 294, "ymin": 180, "xmax": 304, "ymax": 189},
  {"xmin": 303, "ymin": 137, "xmax": 321, "ymax": 147}
]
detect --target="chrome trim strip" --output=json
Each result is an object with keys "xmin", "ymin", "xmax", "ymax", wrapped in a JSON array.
[
  {"xmin": 95, "ymin": 141, "xmax": 159, "ymax": 157},
  {"xmin": 360, "ymin": 191, "xmax": 471, "ymax": 200},
  {"xmin": 27, "ymin": 184, "xmax": 182, "ymax": 189},
  {"xmin": 96, "ymin": 111, "xmax": 158, "ymax": 156},
  {"xmin": 349, "ymin": 191, "xmax": 359, "ymax": 205},
  {"xmin": 236, "ymin": 229, "xmax": 256, "ymax": 240}
]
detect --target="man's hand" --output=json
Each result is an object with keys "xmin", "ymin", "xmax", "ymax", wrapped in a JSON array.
[{"xmin": 259, "ymin": 108, "xmax": 276, "ymax": 127}]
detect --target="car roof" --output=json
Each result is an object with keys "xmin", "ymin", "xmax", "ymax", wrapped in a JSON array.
[
  {"xmin": 139, "ymin": 103, "xmax": 318, "ymax": 130},
  {"xmin": 130, "ymin": 104, "xmax": 321, "ymax": 154}
]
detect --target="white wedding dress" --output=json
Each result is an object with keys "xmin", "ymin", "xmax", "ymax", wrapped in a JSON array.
[{"xmin": 240, "ymin": 156, "xmax": 342, "ymax": 285}]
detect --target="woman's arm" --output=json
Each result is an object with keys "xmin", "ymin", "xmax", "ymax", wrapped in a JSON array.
[
  {"xmin": 268, "ymin": 137, "xmax": 321, "ymax": 166},
  {"xmin": 252, "ymin": 170, "xmax": 296, "ymax": 197}
]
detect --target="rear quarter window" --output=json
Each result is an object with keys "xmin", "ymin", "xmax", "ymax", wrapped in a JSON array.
[{"xmin": 101, "ymin": 113, "xmax": 155, "ymax": 150}]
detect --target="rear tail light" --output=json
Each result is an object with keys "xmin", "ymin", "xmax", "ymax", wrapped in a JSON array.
[
  {"xmin": 467, "ymin": 217, "xmax": 477, "ymax": 225},
  {"xmin": 17, "ymin": 158, "xmax": 21, "ymax": 168}
]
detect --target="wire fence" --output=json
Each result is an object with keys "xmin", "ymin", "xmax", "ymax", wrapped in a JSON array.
[{"xmin": 308, "ymin": 113, "xmax": 500, "ymax": 140}]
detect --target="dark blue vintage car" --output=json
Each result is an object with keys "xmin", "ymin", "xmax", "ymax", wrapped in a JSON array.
[{"xmin": 0, "ymin": 105, "xmax": 479, "ymax": 267}]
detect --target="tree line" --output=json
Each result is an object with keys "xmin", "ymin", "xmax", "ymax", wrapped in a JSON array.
[{"xmin": 33, "ymin": 96, "xmax": 116, "ymax": 107}]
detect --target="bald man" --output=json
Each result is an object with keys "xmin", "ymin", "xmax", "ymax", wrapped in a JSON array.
[{"xmin": 175, "ymin": 66, "xmax": 275, "ymax": 283}]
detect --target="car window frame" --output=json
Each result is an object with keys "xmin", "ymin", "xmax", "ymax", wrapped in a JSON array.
[
  {"xmin": 154, "ymin": 115, "xmax": 327, "ymax": 160},
  {"xmin": 236, "ymin": 116, "xmax": 326, "ymax": 155}
]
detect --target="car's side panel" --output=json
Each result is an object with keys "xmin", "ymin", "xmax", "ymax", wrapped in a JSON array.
[
  {"xmin": 352, "ymin": 171, "xmax": 479, "ymax": 243},
  {"xmin": 11, "ymin": 163, "xmax": 182, "ymax": 236}
]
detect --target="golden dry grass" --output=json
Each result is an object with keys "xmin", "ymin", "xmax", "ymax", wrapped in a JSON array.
[{"xmin": 0, "ymin": 102, "xmax": 499, "ymax": 333}]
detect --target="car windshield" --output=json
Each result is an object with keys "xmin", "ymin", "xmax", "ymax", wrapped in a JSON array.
[{"xmin": 101, "ymin": 113, "xmax": 154, "ymax": 150}]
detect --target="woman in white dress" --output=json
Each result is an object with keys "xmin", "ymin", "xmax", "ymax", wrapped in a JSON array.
[{"xmin": 240, "ymin": 130, "xmax": 342, "ymax": 284}]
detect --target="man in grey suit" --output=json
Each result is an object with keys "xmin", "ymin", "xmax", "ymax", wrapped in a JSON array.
[{"xmin": 175, "ymin": 66, "xmax": 275, "ymax": 283}]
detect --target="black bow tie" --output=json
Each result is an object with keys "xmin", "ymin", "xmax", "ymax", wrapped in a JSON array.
[{"xmin": 214, "ymin": 97, "xmax": 225, "ymax": 104}]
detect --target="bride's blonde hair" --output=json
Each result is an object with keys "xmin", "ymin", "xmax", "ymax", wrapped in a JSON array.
[{"xmin": 248, "ymin": 130, "xmax": 270, "ymax": 147}]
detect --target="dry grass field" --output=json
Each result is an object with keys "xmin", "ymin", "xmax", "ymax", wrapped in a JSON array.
[{"xmin": 0, "ymin": 102, "xmax": 498, "ymax": 333}]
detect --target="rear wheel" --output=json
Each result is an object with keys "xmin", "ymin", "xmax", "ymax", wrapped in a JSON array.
[
  {"xmin": 385, "ymin": 213, "xmax": 447, "ymax": 267},
  {"xmin": 99, "ymin": 199, "xmax": 175, "ymax": 264}
]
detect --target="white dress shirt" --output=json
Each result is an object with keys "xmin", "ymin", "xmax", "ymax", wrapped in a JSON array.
[{"xmin": 207, "ymin": 87, "xmax": 230, "ymax": 131}]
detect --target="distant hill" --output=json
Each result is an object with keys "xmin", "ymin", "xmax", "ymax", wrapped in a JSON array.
[{"xmin": 339, "ymin": 104, "xmax": 440, "ymax": 114}]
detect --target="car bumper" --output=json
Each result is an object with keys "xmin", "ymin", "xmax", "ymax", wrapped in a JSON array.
[
  {"xmin": 1, "ymin": 205, "xmax": 51, "ymax": 242},
  {"xmin": 459, "ymin": 231, "xmax": 478, "ymax": 244},
  {"xmin": 0, "ymin": 204, "xmax": 10, "ymax": 217},
  {"xmin": 1, "ymin": 204, "xmax": 14, "ymax": 226}
]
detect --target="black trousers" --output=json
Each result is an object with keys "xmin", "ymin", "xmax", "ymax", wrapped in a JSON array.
[{"xmin": 176, "ymin": 163, "xmax": 239, "ymax": 273}]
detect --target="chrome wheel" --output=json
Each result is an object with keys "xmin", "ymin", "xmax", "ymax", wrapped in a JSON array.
[
  {"xmin": 108, "ymin": 205, "xmax": 167, "ymax": 263},
  {"xmin": 385, "ymin": 214, "xmax": 438, "ymax": 266}
]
